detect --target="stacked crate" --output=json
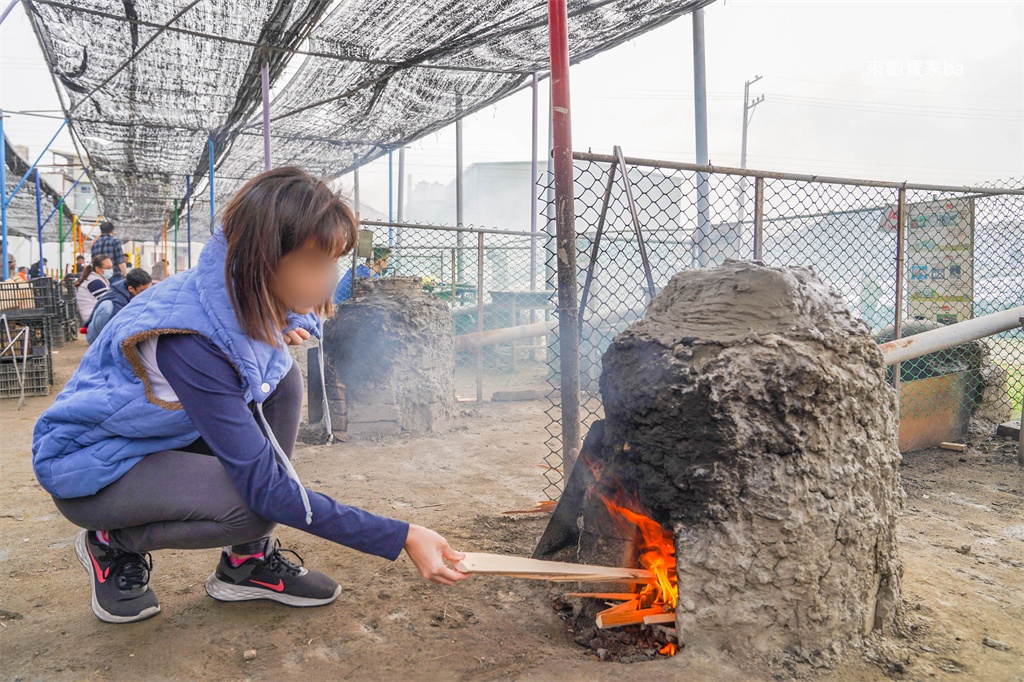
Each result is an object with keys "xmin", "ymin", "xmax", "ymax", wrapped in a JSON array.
[
  {"xmin": 0, "ymin": 278, "xmax": 58, "ymax": 391},
  {"xmin": 0, "ymin": 317, "xmax": 51, "ymax": 398}
]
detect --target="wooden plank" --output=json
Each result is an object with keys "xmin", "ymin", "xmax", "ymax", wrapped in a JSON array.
[
  {"xmin": 565, "ymin": 592, "xmax": 639, "ymax": 600},
  {"xmin": 939, "ymin": 442, "xmax": 966, "ymax": 451},
  {"xmin": 596, "ymin": 597, "xmax": 642, "ymax": 618},
  {"xmin": 454, "ymin": 552, "xmax": 653, "ymax": 582},
  {"xmin": 642, "ymin": 613, "xmax": 676, "ymax": 625},
  {"xmin": 597, "ymin": 607, "xmax": 670, "ymax": 629}
]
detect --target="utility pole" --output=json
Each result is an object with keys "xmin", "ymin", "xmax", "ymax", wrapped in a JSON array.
[{"xmin": 737, "ymin": 75, "xmax": 764, "ymax": 223}]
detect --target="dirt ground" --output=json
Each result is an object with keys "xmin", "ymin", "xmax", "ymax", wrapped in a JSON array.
[{"xmin": 1, "ymin": 340, "xmax": 1021, "ymax": 681}]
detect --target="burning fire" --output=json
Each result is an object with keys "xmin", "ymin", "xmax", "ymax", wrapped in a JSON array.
[
  {"xmin": 600, "ymin": 495, "xmax": 679, "ymax": 610},
  {"xmin": 577, "ymin": 491, "xmax": 679, "ymax": 656}
]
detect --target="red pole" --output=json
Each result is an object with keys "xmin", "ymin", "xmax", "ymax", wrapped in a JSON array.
[{"xmin": 548, "ymin": 0, "xmax": 581, "ymax": 481}]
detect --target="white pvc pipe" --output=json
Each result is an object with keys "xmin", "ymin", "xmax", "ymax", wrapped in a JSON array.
[
  {"xmin": 880, "ymin": 306, "xmax": 1024, "ymax": 366},
  {"xmin": 454, "ymin": 319, "xmax": 557, "ymax": 351}
]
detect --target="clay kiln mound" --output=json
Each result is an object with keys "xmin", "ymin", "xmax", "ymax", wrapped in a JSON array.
[{"xmin": 598, "ymin": 260, "xmax": 904, "ymax": 657}]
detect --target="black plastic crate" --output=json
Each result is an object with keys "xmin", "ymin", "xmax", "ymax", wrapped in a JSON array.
[
  {"xmin": 46, "ymin": 313, "xmax": 64, "ymax": 348},
  {"xmin": 0, "ymin": 355, "xmax": 49, "ymax": 398},
  {"xmin": 1, "ymin": 319, "xmax": 48, "ymax": 358},
  {"xmin": 0, "ymin": 278, "xmax": 55, "ymax": 315},
  {"xmin": 1, "ymin": 316, "xmax": 54, "ymax": 385}
]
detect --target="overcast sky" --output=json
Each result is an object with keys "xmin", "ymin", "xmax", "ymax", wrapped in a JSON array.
[{"xmin": 1, "ymin": 0, "xmax": 1022, "ymax": 223}]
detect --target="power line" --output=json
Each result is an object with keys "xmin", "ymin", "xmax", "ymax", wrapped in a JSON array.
[{"xmin": 773, "ymin": 75, "xmax": 1022, "ymax": 100}]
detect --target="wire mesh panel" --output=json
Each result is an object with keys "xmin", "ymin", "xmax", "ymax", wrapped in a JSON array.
[
  {"xmin": 761, "ymin": 179, "xmax": 899, "ymax": 334},
  {"xmin": 540, "ymin": 151, "xmax": 1024, "ymax": 499},
  {"xmin": 893, "ymin": 190, "xmax": 1024, "ymax": 437},
  {"xmin": 345, "ymin": 221, "xmax": 551, "ymax": 400}
]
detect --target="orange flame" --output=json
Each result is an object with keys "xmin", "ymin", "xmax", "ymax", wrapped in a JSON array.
[{"xmin": 599, "ymin": 495, "xmax": 678, "ymax": 610}]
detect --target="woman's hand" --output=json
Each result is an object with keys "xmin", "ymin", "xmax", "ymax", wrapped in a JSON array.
[
  {"xmin": 403, "ymin": 524, "xmax": 471, "ymax": 586},
  {"xmin": 282, "ymin": 327, "xmax": 311, "ymax": 346}
]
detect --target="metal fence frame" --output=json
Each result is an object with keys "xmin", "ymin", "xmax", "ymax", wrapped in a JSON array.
[
  {"xmin": 539, "ymin": 149, "xmax": 1024, "ymax": 499},
  {"xmin": 349, "ymin": 219, "xmax": 554, "ymax": 403}
]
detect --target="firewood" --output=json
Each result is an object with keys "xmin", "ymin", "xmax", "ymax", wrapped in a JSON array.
[
  {"xmin": 939, "ymin": 442, "xmax": 966, "ymax": 451},
  {"xmin": 454, "ymin": 552, "xmax": 653, "ymax": 582},
  {"xmin": 596, "ymin": 597, "xmax": 642, "ymax": 617},
  {"xmin": 502, "ymin": 500, "xmax": 557, "ymax": 515},
  {"xmin": 597, "ymin": 607, "xmax": 671, "ymax": 629},
  {"xmin": 564, "ymin": 592, "xmax": 639, "ymax": 600},
  {"xmin": 652, "ymin": 624, "xmax": 678, "ymax": 643},
  {"xmin": 642, "ymin": 613, "xmax": 676, "ymax": 625}
]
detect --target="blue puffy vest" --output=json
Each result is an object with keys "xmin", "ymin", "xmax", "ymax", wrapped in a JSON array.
[{"xmin": 33, "ymin": 230, "xmax": 324, "ymax": 503}]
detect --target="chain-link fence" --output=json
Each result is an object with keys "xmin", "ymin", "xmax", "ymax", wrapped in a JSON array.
[
  {"xmin": 348, "ymin": 220, "xmax": 553, "ymax": 401},
  {"xmin": 540, "ymin": 149, "xmax": 1024, "ymax": 499}
]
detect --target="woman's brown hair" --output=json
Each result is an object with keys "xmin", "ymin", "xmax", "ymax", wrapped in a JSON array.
[{"xmin": 221, "ymin": 166, "xmax": 358, "ymax": 346}]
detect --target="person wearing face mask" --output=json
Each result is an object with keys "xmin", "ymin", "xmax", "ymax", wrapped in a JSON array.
[{"xmin": 75, "ymin": 255, "xmax": 113, "ymax": 326}]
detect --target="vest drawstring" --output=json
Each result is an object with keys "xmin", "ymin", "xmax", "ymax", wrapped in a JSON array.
[
  {"xmin": 317, "ymin": 337, "xmax": 333, "ymax": 444},
  {"xmin": 255, "ymin": 401, "xmax": 313, "ymax": 525}
]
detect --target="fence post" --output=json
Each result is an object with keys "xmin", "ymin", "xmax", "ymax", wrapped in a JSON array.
[
  {"xmin": 455, "ymin": 99, "xmax": 465, "ymax": 283},
  {"xmin": 753, "ymin": 176, "xmax": 764, "ymax": 261},
  {"xmin": 893, "ymin": 186, "xmax": 907, "ymax": 401},
  {"xmin": 548, "ymin": 0, "xmax": 581, "ymax": 479},
  {"xmin": 476, "ymin": 231, "xmax": 484, "ymax": 403}
]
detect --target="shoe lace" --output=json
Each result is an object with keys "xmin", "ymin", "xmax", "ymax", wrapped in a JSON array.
[
  {"xmin": 111, "ymin": 552, "xmax": 154, "ymax": 591},
  {"xmin": 265, "ymin": 540, "xmax": 304, "ymax": 577}
]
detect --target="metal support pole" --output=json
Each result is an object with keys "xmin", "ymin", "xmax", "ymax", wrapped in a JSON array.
[
  {"xmin": 548, "ymin": 0, "xmax": 581, "ymax": 479},
  {"xmin": 546, "ymin": 97, "xmax": 555, "ymax": 290},
  {"xmin": 208, "ymin": 135, "xmax": 216, "ymax": 234},
  {"xmin": 2, "ymin": 113, "xmax": 67, "ymax": 279},
  {"xmin": 476, "ymin": 231, "xmax": 484, "ymax": 403},
  {"xmin": 613, "ymin": 146, "xmax": 655, "ymax": 301},
  {"xmin": 185, "ymin": 175, "xmax": 192, "ymax": 268},
  {"xmin": 753, "ymin": 176, "xmax": 764, "ymax": 260},
  {"xmin": 1019, "ymin": 318, "xmax": 1024, "ymax": 466},
  {"xmin": 351, "ymin": 169, "xmax": 360, "ymax": 301},
  {"xmin": 353, "ymin": 168, "xmax": 360, "ymax": 214},
  {"xmin": 35, "ymin": 169, "xmax": 43, "ymax": 270},
  {"xmin": 0, "ymin": 0, "xmax": 20, "ymax": 26},
  {"xmin": 530, "ymin": 71, "xmax": 540, "ymax": 291},
  {"xmin": 396, "ymin": 146, "xmax": 405, "ymax": 248},
  {"xmin": 6, "ymin": 118, "xmax": 67, "ymax": 204},
  {"xmin": 58, "ymin": 200, "xmax": 63, "ymax": 273},
  {"xmin": 397, "ymin": 147, "xmax": 405, "ymax": 221},
  {"xmin": 40, "ymin": 168, "xmax": 88, "ymax": 230},
  {"xmin": 455, "ymin": 104, "xmax": 465, "ymax": 283},
  {"xmin": 173, "ymin": 199, "xmax": 179, "ymax": 273},
  {"xmin": 578, "ymin": 163, "xmax": 617, "ymax": 329},
  {"xmin": 692, "ymin": 9, "xmax": 710, "ymax": 268},
  {"xmin": 893, "ymin": 187, "xmax": 907, "ymax": 399},
  {"xmin": 388, "ymin": 150, "xmax": 394, "ymax": 246},
  {"xmin": 261, "ymin": 55, "xmax": 272, "ymax": 171},
  {"xmin": 1, "ymin": 112, "xmax": 7, "ymax": 281}
]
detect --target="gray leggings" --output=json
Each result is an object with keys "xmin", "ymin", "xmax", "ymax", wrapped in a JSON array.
[{"xmin": 52, "ymin": 362, "xmax": 303, "ymax": 555}]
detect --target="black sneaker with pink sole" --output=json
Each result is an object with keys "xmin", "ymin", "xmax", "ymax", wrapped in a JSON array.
[{"xmin": 204, "ymin": 538, "xmax": 340, "ymax": 607}]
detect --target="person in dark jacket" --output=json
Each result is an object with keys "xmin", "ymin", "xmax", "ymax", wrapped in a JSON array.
[
  {"xmin": 85, "ymin": 268, "xmax": 153, "ymax": 344},
  {"xmin": 32, "ymin": 167, "xmax": 469, "ymax": 625},
  {"xmin": 28, "ymin": 258, "xmax": 47, "ymax": 279}
]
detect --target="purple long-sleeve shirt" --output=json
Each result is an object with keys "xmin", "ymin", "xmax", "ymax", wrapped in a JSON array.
[{"xmin": 155, "ymin": 333, "xmax": 409, "ymax": 560}]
